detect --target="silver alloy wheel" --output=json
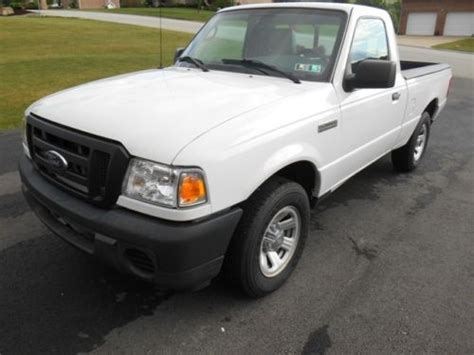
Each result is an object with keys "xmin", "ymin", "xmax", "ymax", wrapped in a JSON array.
[
  {"xmin": 259, "ymin": 206, "xmax": 301, "ymax": 278},
  {"xmin": 414, "ymin": 123, "xmax": 427, "ymax": 162}
]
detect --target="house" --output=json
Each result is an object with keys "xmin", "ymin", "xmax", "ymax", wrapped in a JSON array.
[
  {"xmin": 399, "ymin": 0, "xmax": 473, "ymax": 36},
  {"xmin": 60, "ymin": 0, "xmax": 120, "ymax": 9},
  {"xmin": 241, "ymin": 0, "xmax": 349, "ymax": 5}
]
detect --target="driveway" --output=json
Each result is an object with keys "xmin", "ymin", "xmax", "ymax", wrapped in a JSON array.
[
  {"xmin": 399, "ymin": 46, "xmax": 473, "ymax": 79},
  {"xmin": 397, "ymin": 35, "xmax": 466, "ymax": 48},
  {"xmin": 1, "ymin": 59, "xmax": 473, "ymax": 353},
  {"xmin": 31, "ymin": 9, "xmax": 203, "ymax": 33}
]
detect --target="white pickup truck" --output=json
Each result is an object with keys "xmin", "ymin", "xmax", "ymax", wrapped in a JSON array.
[{"xmin": 20, "ymin": 3, "xmax": 452, "ymax": 297}]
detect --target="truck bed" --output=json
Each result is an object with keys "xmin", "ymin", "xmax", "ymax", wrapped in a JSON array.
[{"xmin": 401, "ymin": 61, "xmax": 451, "ymax": 80}]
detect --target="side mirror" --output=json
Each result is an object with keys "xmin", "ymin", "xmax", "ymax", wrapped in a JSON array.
[
  {"xmin": 174, "ymin": 48, "xmax": 184, "ymax": 63},
  {"xmin": 344, "ymin": 59, "xmax": 396, "ymax": 91}
]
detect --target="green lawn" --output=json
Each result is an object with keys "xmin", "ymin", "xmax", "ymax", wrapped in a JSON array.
[
  {"xmin": 433, "ymin": 38, "xmax": 474, "ymax": 53},
  {"xmin": 84, "ymin": 7, "xmax": 215, "ymax": 22},
  {"xmin": 0, "ymin": 16, "xmax": 192, "ymax": 130}
]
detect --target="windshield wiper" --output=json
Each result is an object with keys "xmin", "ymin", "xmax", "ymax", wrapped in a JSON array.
[
  {"xmin": 221, "ymin": 58, "xmax": 301, "ymax": 84},
  {"xmin": 177, "ymin": 56, "xmax": 209, "ymax": 72}
]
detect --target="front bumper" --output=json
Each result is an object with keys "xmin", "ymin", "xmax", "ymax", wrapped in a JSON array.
[{"xmin": 19, "ymin": 156, "xmax": 242, "ymax": 290}]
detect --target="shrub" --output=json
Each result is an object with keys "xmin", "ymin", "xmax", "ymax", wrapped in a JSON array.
[
  {"xmin": 25, "ymin": 0, "xmax": 39, "ymax": 8},
  {"xmin": 353, "ymin": 0, "xmax": 401, "ymax": 33},
  {"xmin": 172, "ymin": 2, "xmax": 200, "ymax": 9},
  {"xmin": 208, "ymin": 0, "xmax": 232, "ymax": 11},
  {"xmin": 9, "ymin": 0, "xmax": 24, "ymax": 9}
]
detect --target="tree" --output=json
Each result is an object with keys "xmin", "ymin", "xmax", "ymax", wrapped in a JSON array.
[
  {"xmin": 353, "ymin": 0, "xmax": 401, "ymax": 33},
  {"xmin": 354, "ymin": 0, "xmax": 385, "ymax": 7}
]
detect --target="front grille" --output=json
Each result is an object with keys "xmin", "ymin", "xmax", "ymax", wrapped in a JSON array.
[{"xmin": 27, "ymin": 114, "xmax": 130, "ymax": 208}]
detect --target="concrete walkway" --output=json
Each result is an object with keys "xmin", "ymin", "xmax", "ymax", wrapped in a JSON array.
[
  {"xmin": 397, "ymin": 35, "xmax": 466, "ymax": 48},
  {"xmin": 30, "ymin": 9, "xmax": 203, "ymax": 33}
]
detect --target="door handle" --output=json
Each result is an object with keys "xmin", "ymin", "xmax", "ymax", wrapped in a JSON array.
[{"xmin": 392, "ymin": 92, "xmax": 401, "ymax": 101}]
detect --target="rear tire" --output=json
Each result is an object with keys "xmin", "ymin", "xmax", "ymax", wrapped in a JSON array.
[
  {"xmin": 225, "ymin": 177, "xmax": 310, "ymax": 298},
  {"xmin": 392, "ymin": 111, "xmax": 431, "ymax": 172}
]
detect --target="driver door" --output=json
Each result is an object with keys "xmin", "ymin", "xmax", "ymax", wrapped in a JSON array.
[{"xmin": 331, "ymin": 17, "xmax": 407, "ymax": 187}]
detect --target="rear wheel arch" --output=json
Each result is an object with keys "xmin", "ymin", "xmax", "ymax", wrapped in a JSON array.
[
  {"xmin": 424, "ymin": 98, "xmax": 438, "ymax": 121},
  {"xmin": 392, "ymin": 111, "xmax": 431, "ymax": 172}
]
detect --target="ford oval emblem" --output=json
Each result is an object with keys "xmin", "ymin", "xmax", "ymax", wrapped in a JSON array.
[{"xmin": 44, "ymin": 150, "xmax": 68, "ymax": 171}]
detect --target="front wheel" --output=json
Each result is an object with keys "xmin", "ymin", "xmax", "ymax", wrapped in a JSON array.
[
  {"xmin": 392, "ymin": 111, "xmax": 431, "ymax": 172},
  {"xmin": 225, "ymin": 177, "xmax": 310, "ymax": 298}
]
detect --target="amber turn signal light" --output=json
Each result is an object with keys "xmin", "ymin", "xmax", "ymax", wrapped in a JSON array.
[{"xmin": 178, "ymin": 172, "xmax": 207, "ymax": 207}]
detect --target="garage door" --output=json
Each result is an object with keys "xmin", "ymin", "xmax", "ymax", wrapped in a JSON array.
[
  {"xmin": 444, "ymin": 12, "xmax": 474, "ymax": 36},
  {"xmin": 406, "ymin": 12, "xmax": 437, "ymax": 35}
]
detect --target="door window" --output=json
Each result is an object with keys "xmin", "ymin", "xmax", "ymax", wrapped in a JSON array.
[{"xmin": 349, "ymin": 18, "xmax": 389, "ymax": 72}]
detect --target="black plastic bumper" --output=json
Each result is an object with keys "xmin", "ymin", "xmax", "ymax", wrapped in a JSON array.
[{"xmin": 19, "ymin": 156, "xmax": 242, "ymax": 290}]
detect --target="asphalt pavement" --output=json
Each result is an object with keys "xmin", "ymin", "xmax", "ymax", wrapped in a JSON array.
[{"xmin": 0, "ymin": 59, "xmax": 473, "ymax": 354}]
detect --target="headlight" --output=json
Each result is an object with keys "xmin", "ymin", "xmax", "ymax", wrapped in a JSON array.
[{"xmin": 122, "ymin": 158, "xmax": 208, "ymax": 208}]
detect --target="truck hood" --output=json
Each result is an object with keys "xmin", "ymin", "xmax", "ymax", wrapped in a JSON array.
[{"xmin": 28, "ymin": 68, "xmax": 305, "ymax": 163}]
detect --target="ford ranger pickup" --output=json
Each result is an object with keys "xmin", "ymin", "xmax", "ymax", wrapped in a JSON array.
[{"xmin": 20, "ymin": 3, "xmax": 452, "ymax": 297}]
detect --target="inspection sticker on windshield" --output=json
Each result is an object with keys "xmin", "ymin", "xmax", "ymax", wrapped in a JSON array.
[{"xmin": 295, "ymin": 63, "xmax": 321, "ymax": 73}]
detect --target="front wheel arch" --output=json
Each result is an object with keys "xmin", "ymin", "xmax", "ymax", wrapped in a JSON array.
[{"xmin": 245, "ymin": 160, "xmax": 321, "ymax": 208}]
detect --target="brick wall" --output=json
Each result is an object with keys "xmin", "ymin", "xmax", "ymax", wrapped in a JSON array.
[{"xmin": 399, "ymin": 0, "xmax": 473, "ymax": 35}]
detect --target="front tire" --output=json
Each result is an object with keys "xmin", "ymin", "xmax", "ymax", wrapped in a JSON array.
[
  {"xmin": 226, "ymin": 177, "xmax": 310, "ymax": 298},
  {"xmin": 392, "ymin": 111, "xmax": 431, "ymax": 172}
]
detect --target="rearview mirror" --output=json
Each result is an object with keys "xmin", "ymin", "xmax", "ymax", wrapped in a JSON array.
[
  {"xmin": 174, "ymin": 48, "xmax": 184, "ymax": 63},
  {"xmin": 344, "ymin": 59, "xmax": 396, "ymax": 91}
]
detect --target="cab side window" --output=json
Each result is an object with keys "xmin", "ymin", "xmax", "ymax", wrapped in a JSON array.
[{"xmin": 350, "ymin": 18, "xmax": 389, "ymax": 72}]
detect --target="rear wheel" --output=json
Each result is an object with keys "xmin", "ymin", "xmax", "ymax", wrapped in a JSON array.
[
  {"xmin": 392, "ymin": 111, "xmax": 431, "ymax": 172},
  {"xmin": 226, "ymin": 177, "xmax": 310, "ymax": 298}
]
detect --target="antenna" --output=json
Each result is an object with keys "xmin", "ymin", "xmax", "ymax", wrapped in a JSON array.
[{"xmin": 159, "ymin": 1, "xmax": 163, "ymax": 69}]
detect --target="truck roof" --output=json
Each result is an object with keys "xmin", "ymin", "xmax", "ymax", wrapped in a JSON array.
[{"xmin": 219, "ymin": 2, "xmax": 385, "ymax": 16}]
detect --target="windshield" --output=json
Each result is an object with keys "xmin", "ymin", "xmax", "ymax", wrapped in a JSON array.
[{"xmin": 179, "ymin": 8, "xmax": 347, "ymax": 82}]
